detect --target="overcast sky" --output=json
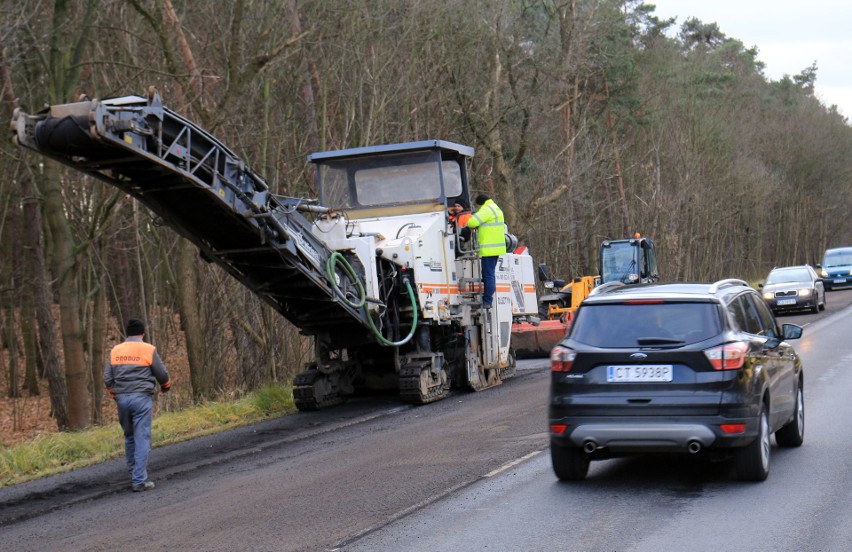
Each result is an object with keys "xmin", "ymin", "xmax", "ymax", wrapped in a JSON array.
[{"xmin": 648, "ymin": 0, "xmax": 852, "ymax": 119}]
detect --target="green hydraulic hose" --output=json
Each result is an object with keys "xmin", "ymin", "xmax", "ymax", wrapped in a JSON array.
[
  {"xmin": 366, "ymin": 278, "xmax": 418, "ymax": 347},
  {"xmin": 325, "ymin": 252, "xmax": 418, "ymax": 346},
  {"xmin": 326, "ymin": 251, "xmax": 366, "ymax": 308}
]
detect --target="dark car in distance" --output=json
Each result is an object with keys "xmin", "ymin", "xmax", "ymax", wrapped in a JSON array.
[
  {"xmin": 549, "ymin": 279, "xmax": 804, "ymax": 482},
  {"xmin": 759, "ymin": 265, "xmax": 826, "ymax": 314},
  {"xmin": 818, "ymin": 247, "xmax": 852, "ymax": 290}
]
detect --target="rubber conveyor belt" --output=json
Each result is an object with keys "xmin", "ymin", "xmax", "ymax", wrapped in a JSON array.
[{"xmin": 11, "ymin": 91, "xmax": 372, "ymax": 337}]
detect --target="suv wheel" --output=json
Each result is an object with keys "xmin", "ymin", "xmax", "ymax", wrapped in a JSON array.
[
  {"xmin": 736, "ymin": 405, "xmax": 770, "ymax": 481},
  {"xmin": 775, "ymin": 385, "xmax": 805, "ymax": 447},
  {"xmin": 551, "ymin": 444, "xmax": 590, "ymax": 481}
]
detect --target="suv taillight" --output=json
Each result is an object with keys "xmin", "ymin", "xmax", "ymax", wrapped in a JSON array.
[
  {"xmin": 551, "ymin": 346, "xmax": 576, "ymax": 372},
  {"xmin": 704, "ymin": 342, "xmax": 749, "ymax": 370}
]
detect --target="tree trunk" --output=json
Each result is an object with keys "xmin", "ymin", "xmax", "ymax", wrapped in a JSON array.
[
  {"xmin": 41, "ymin": 160, "xmax": 89, "ymax": 429},
  {"xmin": 90, "ymin": 274, "xmax": 106, "ymax": 425},
  {"xmin": 287, "ymin": 0, "xmax": 320, "ymax": 160},
  {"xmin": 604, "ymin": 78, "xmax": 630, "ymax": 238},
  {"xmin": 22, "ymin": 170, "xmax": 69, "ymax": 429},
  {"xmin": 21, "ymin": 301, "xmax": 40, "ymax": 395},
  {"xmin": 1, "ymin": 186, "xmax": 21, "ymax": 398},
  {"xmin": 483, "ymin": 31, "xmax": 519, "ymax": 231},
  {"xmin": 20, "ymin": 227, "xmax": 40, "ymax": 395},
  {"xmin": 110, "ymin": 201, "xmax": 143, "ymax": 329},
  {"xmin": 176, "ymin": 239, "xmax": 210, "ymax": 400},
  {"xmin": 5, "ymin": 54, "xmax": 43, "ymax": 395},
  {"xmin": 3, "ymin": 299, "xmax": 20, "ymax": 398}
]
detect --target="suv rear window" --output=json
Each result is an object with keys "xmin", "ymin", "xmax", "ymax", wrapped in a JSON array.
[{"xmin": 570, "ymin": 301, "xmax": 722, "ymax": 347}]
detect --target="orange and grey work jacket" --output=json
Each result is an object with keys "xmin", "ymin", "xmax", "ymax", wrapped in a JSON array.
[
  {"xmin": 450, "ymin": 210, "xmax": 472, "ymax": 228},
  {"xmin": 104, "ymin": 336, "xmax": 171, "ymax": 396}
]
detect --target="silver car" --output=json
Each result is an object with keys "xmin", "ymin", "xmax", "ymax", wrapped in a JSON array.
[{"xmin": 760, "ymin": 265, "xmax": 826, "ymax": 314}]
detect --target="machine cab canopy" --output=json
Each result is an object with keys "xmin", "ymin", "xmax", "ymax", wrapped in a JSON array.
[
  {"xmin": 309, "ymin": 140, "xmax": 474, "ymax": 218},
  {"xmin": 600, "ymin": 238, "xmax": 658, "ymax": 284}
]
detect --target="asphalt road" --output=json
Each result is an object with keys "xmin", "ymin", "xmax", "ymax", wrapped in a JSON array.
[
  {"xmin": 1, "ymin": 289, "xmax": 851, "ymax": 552},
  {"xmin": 349, "ymin": 288, "xmax": 852, "ymax": 552}
]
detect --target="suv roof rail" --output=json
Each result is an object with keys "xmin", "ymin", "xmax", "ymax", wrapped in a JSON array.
[
  {"xmin": 589, "ymin": 281, "xmax": 625, "ymax": 296},
  {"xmin": 709, "ymin": 278, "xmax": 749, "ymax": 294}
]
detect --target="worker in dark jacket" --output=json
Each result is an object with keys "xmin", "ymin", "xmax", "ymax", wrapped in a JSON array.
[
  {"xmin": 104, "ymin": 319, "xmax": 171, "ymax": 492},
  {"xmin": 448, "ymin": 198, "xmax": 473, "ymax": 229},
  {"xmin": 465, "ymin": 194, "xmax": 507, "ymax": 309}
]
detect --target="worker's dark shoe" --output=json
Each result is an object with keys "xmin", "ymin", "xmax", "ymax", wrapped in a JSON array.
[{"xmin": 132, "ymin": 481, "xmax": 155, "ymax": 492}]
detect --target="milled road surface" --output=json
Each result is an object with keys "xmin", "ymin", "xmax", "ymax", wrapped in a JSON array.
[
  {"xmin": 1, "ymin": 289, "xmax": 851, "ymax": 552},
  {"xmin": 0, "ymin": 363, "xmax": 551, "ymax": 551}
]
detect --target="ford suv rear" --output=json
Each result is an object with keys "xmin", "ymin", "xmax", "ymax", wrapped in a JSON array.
[{"xmin": 549, "ymin": 279, "xmax": 804, "ymax": 482}]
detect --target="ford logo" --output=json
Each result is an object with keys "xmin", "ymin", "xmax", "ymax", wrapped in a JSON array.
[{"xmin": 630, "ymin": 353, "xmax": 648, "ymax": 360}]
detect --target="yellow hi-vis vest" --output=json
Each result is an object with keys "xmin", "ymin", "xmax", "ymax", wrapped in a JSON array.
[{"xmin": 466, "ymin": 199, "xmax": 507, "ymax": 257}]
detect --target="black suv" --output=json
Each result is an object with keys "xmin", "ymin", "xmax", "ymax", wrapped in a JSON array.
[{"xmin": 549, "ymin": 279, "xmax": 804, "ymax": 482}]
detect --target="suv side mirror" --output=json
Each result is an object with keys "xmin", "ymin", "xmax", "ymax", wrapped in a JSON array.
[{"xmin": 782, "ymin": 323, "xmax": 803, "ymax": 340}]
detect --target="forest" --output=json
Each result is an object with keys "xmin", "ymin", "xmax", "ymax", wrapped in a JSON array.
[{"xmin": 1, "ymin": 0, "xmax": 851, "ymax": 434}]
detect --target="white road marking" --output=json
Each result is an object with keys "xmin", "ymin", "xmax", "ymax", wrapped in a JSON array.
[{"xmin": 484, "ymin": 449, "xmax": 544, "ymax": 478}]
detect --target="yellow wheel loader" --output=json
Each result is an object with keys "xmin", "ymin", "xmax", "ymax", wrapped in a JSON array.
[{"xmin": 511, "ymin": 235, "xmax": 658, "ymax": 358}]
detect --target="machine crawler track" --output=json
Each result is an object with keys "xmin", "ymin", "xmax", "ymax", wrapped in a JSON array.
[
  {"xmin": 293, "ymin": 369, "xmax": 344, "ymax": 411},
  {"xmin": 498, "ymin": 348, "xmax": 517, "ymax": 381},
  {"xmin": 398, "ymin": 361, "xmax": 449, "ymax": 404}
]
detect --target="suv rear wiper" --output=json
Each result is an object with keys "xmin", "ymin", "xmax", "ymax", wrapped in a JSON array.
[{"xmin": 637, "ymin": 337, "xmax": 685, "ymax": 346}]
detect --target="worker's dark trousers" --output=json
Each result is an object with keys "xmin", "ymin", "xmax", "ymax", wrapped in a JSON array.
[
  {"xmin": 481, "ymin": 256, "xmax": 499, "ymax": 307},
  {"xmin": 117, "ymin": 393, "xmax": 154, "ymax": 486}
]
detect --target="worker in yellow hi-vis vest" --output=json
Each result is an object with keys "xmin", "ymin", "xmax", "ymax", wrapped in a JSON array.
[{"xmin": 464, "ymin": 194, "xmax": 507, "ymax": 309}]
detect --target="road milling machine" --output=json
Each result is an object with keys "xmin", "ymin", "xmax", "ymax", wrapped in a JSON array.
[{"xmin": 11, "ymin": 91, "xmax": 539, "ymax": 410}]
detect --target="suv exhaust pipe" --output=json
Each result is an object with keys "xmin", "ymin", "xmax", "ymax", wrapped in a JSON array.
[
  {"xmin": 687, "ymin": 440, "xmax": 702, "ymax": 454},
  {"xmin": 583, "ymin": 440, "xmax": 598, "ymax": 454}
]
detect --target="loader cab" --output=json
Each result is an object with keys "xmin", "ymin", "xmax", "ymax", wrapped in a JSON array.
[
  {"xmin": 308, "ymin": 140, "xmax": 474, "ymax": 219},
  {"xmin": 599, "ymin": 236, "xmax": 658, "ymax": 284}
]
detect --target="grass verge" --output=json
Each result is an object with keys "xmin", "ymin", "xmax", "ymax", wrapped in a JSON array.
[{"xmin": 0, "ymin": 384, "xmax": 296, "ymax": 488}]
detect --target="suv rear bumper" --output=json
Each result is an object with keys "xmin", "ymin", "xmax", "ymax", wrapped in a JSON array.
[{"xmin": 551, "ymin": 415, "xmax": 759, "ymax": 454}]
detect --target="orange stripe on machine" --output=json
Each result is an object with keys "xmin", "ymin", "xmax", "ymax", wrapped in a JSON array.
[{"xmin": 419, "ymin": 283, "xmax": 526, "ymax": 294}]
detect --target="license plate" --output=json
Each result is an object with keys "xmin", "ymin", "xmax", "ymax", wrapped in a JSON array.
[
  {"xmin": 777, "ymin": 298, "xmax": 796, "ymax": 306},
  {"xmin": 834, "ymin": 278, "xmax": 847, "ymax": 284},
  {"xmin": 607, "ymin": 365, "xmax": 672, "ymax": 383}
]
